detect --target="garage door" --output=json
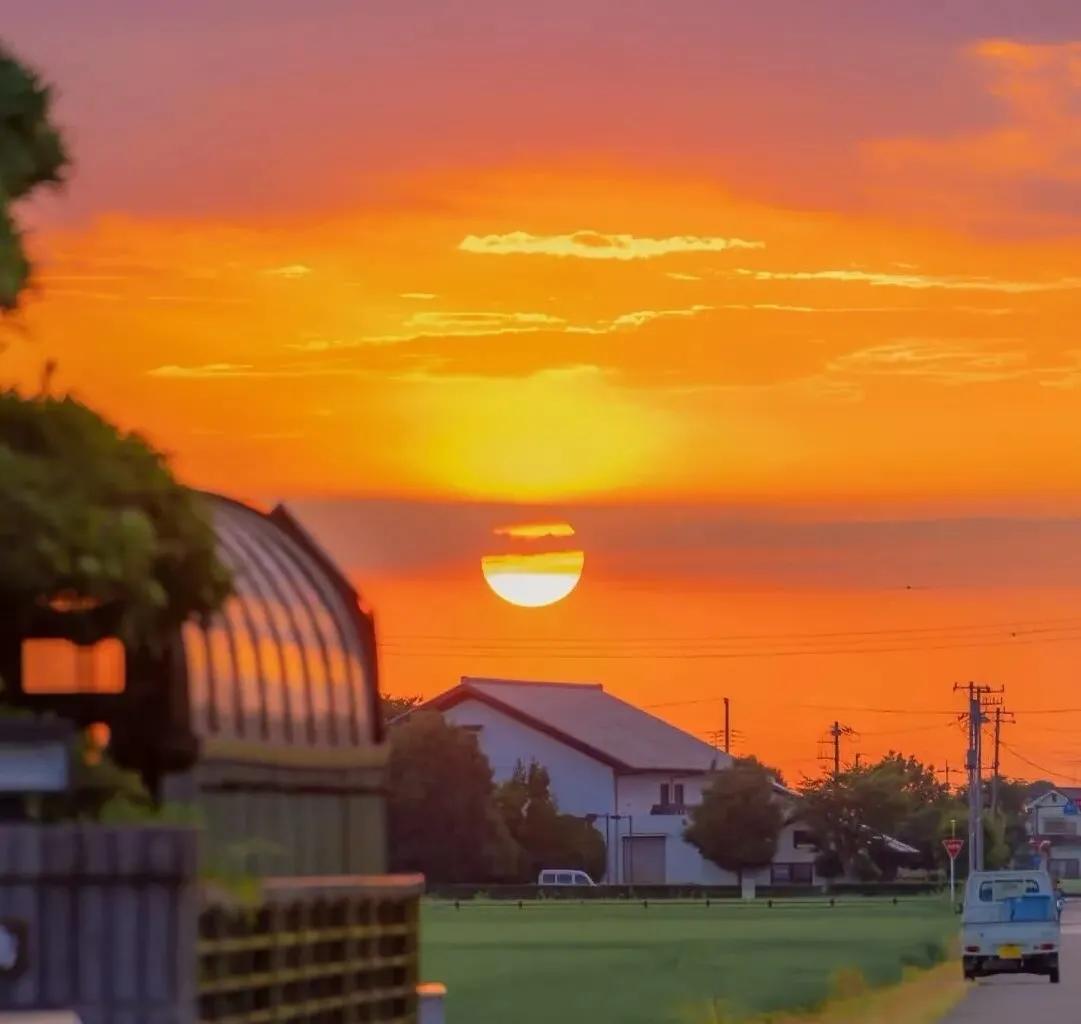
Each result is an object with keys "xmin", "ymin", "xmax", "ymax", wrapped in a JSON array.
[{"xmin": 622, "ymin": 835, "xmax": 666, "ymax": 884}]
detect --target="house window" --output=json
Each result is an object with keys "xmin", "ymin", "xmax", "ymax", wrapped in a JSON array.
[
  {"xmin": 793, "ymin": 829, "xmax": 816, "ymax": 849},
  {"xmin": 771, "ymin": 862, "xmax": 813, "ymax": 885},
  {"xmin": 659, "ymin": 783, "xmax": 670, "ymax": 806},
  {"xmin": 674, "ymin": 784, "xmax": 685, "ymax": 806},
  {"xmin": 1043, "ymin": 817, "xmax": 1076, "ymax": 835}
]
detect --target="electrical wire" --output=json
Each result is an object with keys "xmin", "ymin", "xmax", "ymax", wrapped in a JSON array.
[
  {"xmin": 378, "ymin": 627, "xmax": 1081, "ymax": 661},
  {"xmin": 998, "ymin": 741, "xmax": 1081, "ymax": 784},
  {"xmin": 382, "ymin": 613, "xmax": 1081, "ymax": 647}
]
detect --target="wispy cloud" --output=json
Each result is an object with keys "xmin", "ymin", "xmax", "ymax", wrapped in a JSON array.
[
  {"xmin": 263, "ymin": 264, "xmax": 313, "ymax": 279},
  {"xmin": 148, "ymin": 363, "xmax": 260, "ymax": 379},
  {"xmin": 734, "ymin": 267, "xmax": 1081, "ymax": 293},
  {"xmin": 363, "ymin": 305, "xmax": 713, "ymax": 343},
  {"xmin": 828, "ymin": 341, "xmax": 1031, "ymax": 383},
  {"xmin": 400, "ymin": 292, "xmax": 437, "ymax": 300},
  {"xmin": 666, "ymin": 272, "xmax": 703, "ymax": 281},
  {"xmin": 365, "ymin": 310, "xmax": 567, "ymax": 343},
  {"xmin": 605, "ymin": 305, "xmax": 712, "ymax": 330},
  {"xmin": 717, "ymin": 303, "xmax": 908, "ymax": 313},
  {"xmin": 460, "ymin": 230, "xmax": 764, "ymax": 260}
]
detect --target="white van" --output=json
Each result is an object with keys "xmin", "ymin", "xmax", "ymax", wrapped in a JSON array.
[
  {"xmin": 962, "ymin": 870, "xmax": 1061, "ymax": 983},
  {"xmin": 537, "ymin": 869, "xmax": 595, "ymax": 887}
]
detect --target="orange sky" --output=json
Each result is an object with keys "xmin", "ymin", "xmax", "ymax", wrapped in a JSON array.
[{"xmin": 6, "ymin": 4, "xmax": 1081, "ymax": 782}]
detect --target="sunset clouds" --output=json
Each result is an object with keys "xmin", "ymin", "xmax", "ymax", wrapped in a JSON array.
[
  {"xmin": 3, "ymin": 6, "xmax": 1080, "ymax": 509},
  {"xmin": 459, "ymin": 230, "xmax": 764, "ymax": 260},
  {"xmin": 6, "ymin": 2, "xmax": 1081, "ymax": 779}
]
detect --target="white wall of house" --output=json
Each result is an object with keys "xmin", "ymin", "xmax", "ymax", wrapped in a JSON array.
[
  {"xmin": 441, "ymin": 700, "xmax": 824, "ymax": 886},
  {"xmin": 615, "ymin": 772, "xmax": 708, "ymax": 813},
  {"xmin": 442, "ymin": 698, "xmax": 615, "ymax": 818}
]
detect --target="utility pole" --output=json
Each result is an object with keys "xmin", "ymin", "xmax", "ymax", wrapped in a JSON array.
[
  {"xmin": 990, "ymin": 706, "xmax": 1015, "ymax": 815},
  {"xmin": 828, "ymin": 721, "xmax": 855, "ymax": 777},
  {"xmin": 954, "ymin": 682, "xmax": 1004, "ymax": 873},
  {"xmin": 938, "ymin": 760, "xmax": 953, "ymax": 792},
  {"xmin": 724, "ymin": 697, "xmax": 731, "ymax": 755}
]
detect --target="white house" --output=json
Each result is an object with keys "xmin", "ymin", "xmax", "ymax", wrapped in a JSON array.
[
  {"xmin": 423, "ymin": 677, "xmax": 822, "ymax": 886},
  {"xmin": 1027, "ymin": 787, "xmax": 1081, "ymax": 879}
]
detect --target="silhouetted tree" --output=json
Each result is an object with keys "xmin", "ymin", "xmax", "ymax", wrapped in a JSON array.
[
  {"xmin": 0, "ymin": 393, "xmax": 231, "ymax": 645},
  {"xmin": 0, "ymin": 45, "xmax": 68, "ymax": 310},
  {"xmin": 387, "ymin": 712, "xmax": 517, "ymax": 883},
  {"xmin": 496, "ymin": 760, "xmax": 606, "ymax": 881},
  {"xmin": 380, "ymin": 694, "xmax": 422, "ymax": 722}
]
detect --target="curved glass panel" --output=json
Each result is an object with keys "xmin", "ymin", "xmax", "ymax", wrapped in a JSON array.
[
  {"xmin": 251, "ymin": 519, "xmax": 335, "ymax": 746},
  {"xmin": 218, "ymin": 517, "xmax": 293, "ymax": 742},
  {"xmin": 205, "ymin": 612, "xmax": 238, "ymax": 737},
  {"xmin": 181, "ymin": 622, "xmax": 213, "ymax": 735},
  {"xmin": 181, "ymin": 495, "xmax": 378, "ymax": 751}
]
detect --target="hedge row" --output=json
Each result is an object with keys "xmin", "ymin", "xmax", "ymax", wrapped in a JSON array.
[{"xmin": 425, "ymin": 881, "xmax": 942, "ymax": 900}]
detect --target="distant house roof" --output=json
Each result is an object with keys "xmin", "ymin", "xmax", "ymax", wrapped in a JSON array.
[
  {"xmin": 423, "ymin": 677, "xmax": 733, "ymax": 774},
  {"xmin": 1029, "ymin": 787, "xmax": 1081, "ymax": 808}
]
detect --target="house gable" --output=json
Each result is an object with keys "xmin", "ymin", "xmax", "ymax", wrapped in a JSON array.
[
  {"xmin": 425, "ymin": 677, "xmax": 727, "ymax": 774},
  {"xmin": 440, "ymin": 697, "xmax": 616, "ymax": 818}
]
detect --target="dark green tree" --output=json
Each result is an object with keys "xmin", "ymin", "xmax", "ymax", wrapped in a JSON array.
[
  {"xmin": 387, "ymin": 711, "xmax": 518, "ymax": 883},
  {"xmin": 800, "ymin": 753, "xmax": 950, "ymax": 880},
  {"xmin": 684, "ymin": 761, "xmax": 784, "ymax": 886},
  {"xmin": 0, "ymin": 393, "xmax": 231, "ymax": 645},
  {"xmin": 735, "ymin": 754, "xmax": 787, "ymax": 788},
  {"xmin": 0, "ymin": 46, "xmax": 68, "ymax": 310},
  {"xmin": 495, "ymin": 760, "xmax": 606, "ymax": 881},
  {"xmin": 381, "ymin": 694, "xmax": 422, "ymax": 722}
]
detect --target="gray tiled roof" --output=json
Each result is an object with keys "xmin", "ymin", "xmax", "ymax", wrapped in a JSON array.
[{"xmin": 432, "ymin": 677, "xmax": 732, "ymax": 772}]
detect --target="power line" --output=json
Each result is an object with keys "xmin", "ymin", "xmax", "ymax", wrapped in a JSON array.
[
  {"xmin": 796, "ymin": 703, "xmax": 958, "ymax": 715},
  {"xmin": 382, "ymin": 613, "xmax": 1081, "ymax": 646},
  {"xmin": 999, "ymin": 740, "xmax": 1081, "ymax": 784},
  {"xmin": 855, "ymin": 721, "xmax": 961, "ymax": 738},
  {"xmin": 378, "ymin": 627, "xmax": 1081, "ymax": 661}
]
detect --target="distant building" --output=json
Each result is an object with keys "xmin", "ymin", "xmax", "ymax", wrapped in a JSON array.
[
  {"xmin": 421, "ymin": 677, "xmax": 823, "ymax": 885},
  {"xmin": 1026, "ymin": 788, "xmax": 1081, "ymax": 878}
]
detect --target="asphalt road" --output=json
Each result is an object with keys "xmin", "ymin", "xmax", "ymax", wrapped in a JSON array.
[{"xmin": 945, "ymin": 905, "xmax": 1081, "ymax": 1021}]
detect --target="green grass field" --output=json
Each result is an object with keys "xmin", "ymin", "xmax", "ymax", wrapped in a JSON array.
[{"xmin": 421, "ymin": 899, "xmax": 957, "ymax": 1024}]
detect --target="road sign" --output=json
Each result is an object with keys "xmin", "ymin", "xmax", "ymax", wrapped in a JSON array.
[{"xmin": 943, "ymin": 838, "xmax": 965, "ymax": 861}]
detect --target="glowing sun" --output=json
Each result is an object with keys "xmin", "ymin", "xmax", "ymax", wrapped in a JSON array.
[{"xmin": 481, "ymin": 523, "xmax": 585, "ymax": 608}]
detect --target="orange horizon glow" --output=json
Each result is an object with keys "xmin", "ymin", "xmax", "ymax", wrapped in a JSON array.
[{"xmin": 6, "ymin": 7, "xmax": 1081, "ymax": 781}]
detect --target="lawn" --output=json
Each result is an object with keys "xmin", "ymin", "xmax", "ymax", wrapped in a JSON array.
[{"xmin": 421, "ymin": 899, "xmax": 957, "ymax": 1024}]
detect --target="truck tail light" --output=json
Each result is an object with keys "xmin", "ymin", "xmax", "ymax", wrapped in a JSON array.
[
  {"xmin": 1038, "ymin": 943, "xmax": 1056, "ymax": 950},
  {"xmin": 964, "ymin": 946, "xmax": 980, "ymax": 953}
]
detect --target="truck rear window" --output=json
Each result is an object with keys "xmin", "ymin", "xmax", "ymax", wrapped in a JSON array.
[{"xmin": 979, "ymin": 879, "xmax": 1040, "ymax": 901}]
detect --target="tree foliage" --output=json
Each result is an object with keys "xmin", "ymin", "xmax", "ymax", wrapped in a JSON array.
[
  {"xmin": 735, "ymin": 754, "xmax": 787, "ymax": 788},
  {"xmin": 0, "ymin": 46, "xmax": 68, "ymax": 310},
  {"xmin": 800, "ymin": 754, "xmax": 949, "ymax": 881},
  {"xmin": 386, "ymin": 712, "xmax": 518, "ymax": 883},
  {"xmin": 798, "ymin": 752, "xmax": 1032, "ymax": 881},
  {"xmin": 684, "ymin": 761, "xmax": 783, "ymax": 881},
  {"xmin": 495, "ymin": 760, "xmax": 606, "ymax": 881},
  {"xmin": 380, "ymin": 693, "xmax": 422, "ymax": 722},
  {"xmin": 0, "ymin": 393, "xmax": 231, "ymax": 644}
]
